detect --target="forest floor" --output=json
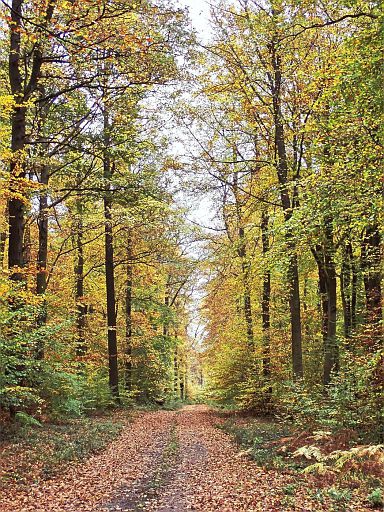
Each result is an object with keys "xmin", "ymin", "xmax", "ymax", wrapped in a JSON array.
[{"xmin": 0, "ymin": 405, "xmax": 378, "ymax": 511}]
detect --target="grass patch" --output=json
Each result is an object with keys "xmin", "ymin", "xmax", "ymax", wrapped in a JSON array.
[
  {"xmin": 221, "ymin": 414, "xmax": 383, "ymax": 511},
  {"xmin": 220, "ymin": 417, "xmax": 300, "ymax": 470}
]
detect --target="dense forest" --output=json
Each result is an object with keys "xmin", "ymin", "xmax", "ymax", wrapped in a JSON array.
[{"xmin": 0, "ymin": 0, "xmax": 383, "ymax": 511}]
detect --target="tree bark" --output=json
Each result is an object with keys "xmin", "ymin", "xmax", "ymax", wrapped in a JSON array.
[
  {"xmin": 36, "ymin": 165, "xmax": 49, "ymax": 297},
  {"xmin": 312, "ymin": 217, "xmax": 338, "ymax": 386},
  {"xmin": 74, "ymin": 192, "xmax": 87, "ymax": 357},
  {"xmin": 0, "ymin": 229, "xmax": 6, "ymax": 269},
  {"xmin": 7, "ymin": 0, "xmax": 56, "ymax": 281},
  {"xmin": 8, "ymin": 1, "xmax": 26, "ymax": 279},
  {"xmin": 340, "ymin": 242, "xmax": 356, "ymax": 340},
  {"xmin": 174, "ymin": 343, "xmax": 179, "ymax": 396},
  {"xmin": 261, "ymin": 212, "xmax": 271, "ymax": 379},
  {"xmin": 313, "ymin": 246, "xmax": 329, "ymax": 349},
  {"xmin": 103, "ymin": 109, "xmax": 119, "ymax": 399},
  {"xmin": 35, "ymin": 164, "xmax": 49, "ymax": 359},
  {"xmin": 270, "ymin": 34, "xmax": 303, "ymax": 378},
  {"xmin": 125, "ymin": 234, "xmax": 133, "ymax": 391},
  {"xmin": 233, "ymin": 170, "xmax": 254, "ymax": 351},
  {"xmin": 361, "ymin": 223, "xmax": 382, "ymax": 347}
]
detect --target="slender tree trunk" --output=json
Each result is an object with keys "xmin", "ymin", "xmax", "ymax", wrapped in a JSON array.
[
  {"xmin": 0, "ymin": 204, "xmax": 7, "ymax": 268},
  {"xmin": 261, "ymin": 212, "xmax": 271, "ymax": 379},
  {"xmin": 361, "ymin": 223, "xmax": 382, "ymax": 347},
  {"xmin": 74, "ymin": 193, "xmax": 87, "ymax": 357},
  {"xmin": 103, "ymin": 109, "xmax": 119, "ymax": 399},
  {"xmin": 174, "ymin": 343, "xmax": 179, "ymax": 396},
  {"xmin": 36, "ymin": 165, "xmax": 49, "ymax": 297},
  {"xmin": 125, "ymin": 234, "xmax": 133, "ymax": 391},
  {"xmin": 233, "ymin": 170, "xmax": 254, "ymax": 351},
  {"xmin": 22, "ymin": 217, "xmax": 32, "ymax": 269},
  {"xmin": 180, "ymin": 364, "xmax": 185, "ymax": 400},
  {"xmin": 340, "ymin": 243, "xmax": 355, "ymax": 340},
  {"xmin": 351, "ymin": 253, "xmax": 358, "ymax": 332},
  {"xmin": 0, "ymin": 229, "xmax": 6, "ymax": 269},
  {"xmin": 163, "ymin": 284, "xmax": 170, "ymax": 338},
  {"xmin": 312, "ymin": 221, "xmax": 338, "ymax": 386},
  {"xmin": 238, "ymin": 227, "xmax": 254, "ymax": 351},
  {"xmin": 271, "ymin": 35, "xmax": 303, "ymax": 378},
  {"xmin": 35, "ymin": 164, "xmax": 49, "ymax": 359},
  {"xmin": 8, "ymin": 1, "xmax": 26, "ymax": 280},
  {"xmin": 313, "ymin": 246, "xmax": 329, "ymax": 350},
  {"xmin": 324, "ymin": 262, "xmax": 337, "ymax": 383}
]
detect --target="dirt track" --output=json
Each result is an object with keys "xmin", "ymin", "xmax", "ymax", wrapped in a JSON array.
[{"xmin": 0, "ymin": 406, "xmax": 369, "ymax": 511}]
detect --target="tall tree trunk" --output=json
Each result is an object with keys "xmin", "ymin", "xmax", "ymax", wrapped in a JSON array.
[
  {"xmin": 0, "ymin": 204, "xmax": 7, "ymax": 268},
  {"xmin": 180, "ymin": 364, "xmax": 185, "ymax": 400},
  {"xmin": 36, "ymin": 165, "xmax": 49, "ymax": 297},
  {"xmin": 0, "ymin": 229, "xmax": 6, "ymax": 269},
  {"xmin": 340, "ymin": 242, "xmax": 356, "ymax": 340},
  {"xmin": 261, "ymin": 212, "xmax": 271, "ymax": 379},
  {"xmin": 7, "ymin": 0, "xmax": 55, "ymax": 281},
  {"xmin": 103, "ymin": 109, "xmax": 119, "ymax": 399},
  {"xmin": 125, "ymin": 234, "xmax": 133, "ymax": 391},
  {"xmin": 163, "ymin": 283, "xmax": 170, "ymax": 338},
  {"xmin": 239, "ymin": 227, "xmax": 254, "ymax": 351},
  {"xmin": 8, "ymin": 0, "xmax": 26, "ymax": 280},
  {"xmin": 271, "ymin": 34, "xmax": 303, "ymax": 378},
  {"xmin": 233, "ymin": 170, "xmax": 254, "ymax": 351},
  {"xmin": 312, "ymin": 218, "xmax": 338, "ymax": 386},
  {"xmin": 174, "ymin": 343, "xmax": 179, "ymax": 396},
  {"xmin": 22, "ymin": 217, "xmax": 32, "ymax": 270},
  {"xmin": 361, "ymin": 223, "xmax": 382, "ymax": 347},
  {"xmin": 35, "ymin": 164, "xmax": 49, "ymax": 359},
  {"xmin": 324, "ymin": 261, "xmax": 337, "ymax": 383},
  {"xmin": 313, "ymin": 246, "xmax": 329, "ymax": 351},
  {"xmin": 74, "ymin": 193, "xmax": 87, "ymax": 357}
]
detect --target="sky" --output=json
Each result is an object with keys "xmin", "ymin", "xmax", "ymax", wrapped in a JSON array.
[
  {"xmin": 181, "ymin": 0, "xmax": 211, "ymax": 38},
  {"xmin": 176, "ymin": 1, "xmax": 215, "ymax": 229},
  {"xmin": 176, "ymin": 1, "xmax": 213, "ymax": 344}
]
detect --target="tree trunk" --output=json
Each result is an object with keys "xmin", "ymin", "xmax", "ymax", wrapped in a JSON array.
[
  {"xmin": 340, "ymin": 242, "xmax": 355, "ymax": 340},
  {"xmin": 163, "ymin": 284, "xmax": 170, "ymax": 337},
  {"xmin": 313, "ymin": 246, "xmax": 329, "ymax": 350},
  {"xmin": 35, "ymin": 164, "xmax": 49, "ymax": 359},
  {"xmin": 8, "ymin": 2, "xmax": 26, "ymax": 280},
  {"xmin": 324, "ymin": 261, "xmax": 337, "ymax": 384},
  {"xmin": 36, "ymin": 165, "xmax": 49, "ymax": 297},
  {"xmin": 103, "ymin": 109, "xmax": 119, "ymax": 399},
  {"xmin": 361, "ymin": 223, "xmax": 382, "ymax": 347},
  {"xmin": 7, "ymin": 0, "xmax": 55, "ymax": 280},
  {"xmin": 238, "ymin": 227, "xmax": 254, "ymax": 351},
  {"xmin": 261, "ymin": 212, "xmax": 271, "ymax": 379},
  {"xmin": 125, "ymin": 234, "xmax": 133, "ymax": 391},
  {"xmin": 74, "ymin": 193, "xmax": 87, "ymax": 357},
  {"xmin": 233, "ymin": 170, "xmax": 254, "ymax": 351},
  {"xmin": 174, "ymin": 344, "xmax": 179, "ymax": 396},
  {"xmin": 312, "ymin": 220, "xmax": 338, "ymax": 387},
  {"xmin": 0, "ymin": 229, "xmax": 6, "ymax": 269},
  {"xmin": 270, "ymin": 35, "xmax": 303, "ymax": 378}
]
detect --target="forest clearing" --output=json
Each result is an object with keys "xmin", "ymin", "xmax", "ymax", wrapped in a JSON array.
[{"xmin": 0, "ymin": 0, "xmax": 383, "ymax": 510}]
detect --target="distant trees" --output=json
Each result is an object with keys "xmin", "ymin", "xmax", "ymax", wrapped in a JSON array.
[
  {"xmin": 0, "ymin": 0, "xmax": 195, "ymax": 417},
  {"xmin": 186, "ymin": 0, "xmax": 382, "ymax": 438}
]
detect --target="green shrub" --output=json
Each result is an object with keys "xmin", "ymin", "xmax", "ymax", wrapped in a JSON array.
[{"xmin": 367, "ymin": 488, "xmax": 383, "ymax": 508}]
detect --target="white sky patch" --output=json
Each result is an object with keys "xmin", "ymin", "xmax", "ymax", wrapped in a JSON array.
[{"xmin": 181, "ymin": 0, "xmax": 211, "ymax": 41}]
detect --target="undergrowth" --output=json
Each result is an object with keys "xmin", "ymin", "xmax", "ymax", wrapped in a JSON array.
[
  {"xmin": 221, "ymin": 416, "xmax": 384, "ymax": 510},
  {"xmin": 0, "ymin": 414, "xmax": 125, "ymax": 486}
]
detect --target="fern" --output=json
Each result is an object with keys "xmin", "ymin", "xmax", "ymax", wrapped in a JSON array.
[{"xmin": 293, "ymin": 445, "xmax": 325, "ymax": 461}]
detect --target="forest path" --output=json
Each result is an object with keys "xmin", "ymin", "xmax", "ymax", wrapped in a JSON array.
[{"xmin": 2, "ymin": 406, "xmax": 332, "ymax": 512}]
